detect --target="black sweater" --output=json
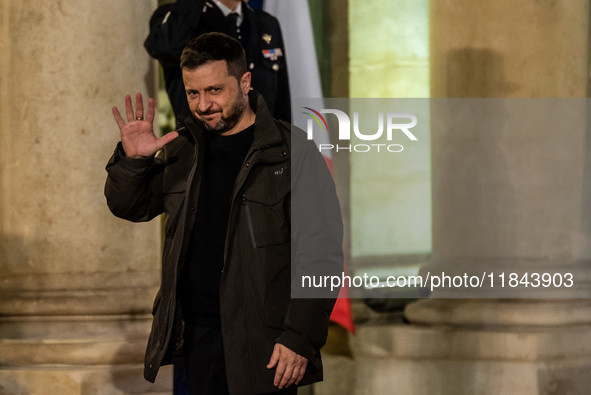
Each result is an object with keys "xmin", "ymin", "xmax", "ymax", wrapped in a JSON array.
[{"xmin": 180, "ymin": 124, "xmax": 255, "ymax": 327}]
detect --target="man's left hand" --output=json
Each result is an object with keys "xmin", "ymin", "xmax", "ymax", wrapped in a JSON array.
[{"xmin": 266, "ymin": 343, "xmax": 308, "ymax": 389}]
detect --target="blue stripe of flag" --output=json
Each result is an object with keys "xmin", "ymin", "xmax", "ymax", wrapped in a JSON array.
[{"xmin": 248, "ymin": 0, "xmax": 264, "ymax": 10}]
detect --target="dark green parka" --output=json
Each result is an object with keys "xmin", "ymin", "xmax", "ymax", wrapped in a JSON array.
[{"xmin": 105, "ymin": 92, "xmax": 343, "ymax": 394}]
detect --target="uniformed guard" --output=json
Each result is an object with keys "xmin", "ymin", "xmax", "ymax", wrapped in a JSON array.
[{"xmin": 145, "ymin": 0, "xmax": 291, "ymax": 124}]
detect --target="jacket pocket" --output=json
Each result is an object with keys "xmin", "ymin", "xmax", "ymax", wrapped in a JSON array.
[
  {"xmin": 243, "ymin": 195, "xmax": 289, "ymax": 248},
  {"xmin": 163, "ymin": 201, "xmax": 183, "ymax": 237},
  {"xmin": 242, "ymin": 177, "xmax": 290, "ymax": 248},
  {"xmin": 162, "ymin": 179, "xmax": 186, "ymax": 237}
]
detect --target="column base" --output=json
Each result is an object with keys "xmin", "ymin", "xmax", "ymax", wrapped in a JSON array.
[
  {"xmin": 352, "ymin": 318, "xmax": 591, "ymax": 394},
  {"xmin": 0, "ymin": 365, "xmax": 172, "ymax": 395},
  {"xmin": 0, "ymin": 314, "xmax": 172, "ymax": 394}
]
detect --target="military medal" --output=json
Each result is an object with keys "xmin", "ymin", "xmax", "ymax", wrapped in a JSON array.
[{"xmin": 262, "ymin": 48, "xmax": 283, "ymax": 61}]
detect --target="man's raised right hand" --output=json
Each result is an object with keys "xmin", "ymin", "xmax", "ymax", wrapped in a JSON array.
[{"xmin": 112, "ymin": 93, "xmax": 179, "ymax": 159}]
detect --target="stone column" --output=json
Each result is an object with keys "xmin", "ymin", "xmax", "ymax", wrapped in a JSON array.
[
  {"xmin": 353, "ymin": 0, "xmax": 591, "ymax": 394},
  {"xmin": 0, "ymin": 1, "xmax": 172, "ymax": 394}
]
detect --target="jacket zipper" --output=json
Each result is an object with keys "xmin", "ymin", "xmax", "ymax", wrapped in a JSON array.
[{"xmin": 242, "ymin": 193, "xmax": 257, "ymax": 248}]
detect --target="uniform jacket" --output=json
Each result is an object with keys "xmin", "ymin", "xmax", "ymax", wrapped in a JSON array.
[
  {"xmin": 104, "ymin": 92, "xmax": 343, "ymax": 394},
  {"xmin": 144, "ymin": 0, "xmax": 291, "ymax": 123}
]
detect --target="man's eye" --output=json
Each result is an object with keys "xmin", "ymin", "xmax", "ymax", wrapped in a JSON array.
[{"xmin": 211, "ymin": 88, "xmax": 221, "ymax": 94}]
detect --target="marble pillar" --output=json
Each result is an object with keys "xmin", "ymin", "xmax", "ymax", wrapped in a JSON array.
[
  {"xmin": 353, "ymin": 0, "xmax": 591, "ymax": 394},
  {"xmin": 0, "ymin": 1, "xmax": 172, "ymax": 393}
]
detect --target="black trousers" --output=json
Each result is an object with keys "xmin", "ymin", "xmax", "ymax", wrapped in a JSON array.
[{"xmin": 181, "ymin": 324, "xmax": 297, "ymax": 395}]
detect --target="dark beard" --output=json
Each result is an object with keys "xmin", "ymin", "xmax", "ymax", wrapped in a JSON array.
[{"xmin": 197, "ymin": 97, "xmax": 246, "ymax": 134}]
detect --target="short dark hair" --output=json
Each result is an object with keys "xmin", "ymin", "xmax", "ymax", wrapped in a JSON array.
[{"xmin": 180, "ymin": 32, "xmax": 248, "ymax": 81}]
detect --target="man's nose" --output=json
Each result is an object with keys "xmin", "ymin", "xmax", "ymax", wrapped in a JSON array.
[{"xmin": 198, "ymin": 94, "xmax": 212, "ymax": 113}]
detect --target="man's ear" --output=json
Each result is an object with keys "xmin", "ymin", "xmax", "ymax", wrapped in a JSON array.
[{"xmin": 240, "ymin": 71, "xmax": 252, "ymax": 94}]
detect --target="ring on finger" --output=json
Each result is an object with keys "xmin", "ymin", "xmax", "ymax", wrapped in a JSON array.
[{"xmin": 136, "ymin": 117, "xmax": 143, "ymax": 121}]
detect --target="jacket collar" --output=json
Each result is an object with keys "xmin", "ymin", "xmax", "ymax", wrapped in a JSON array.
[{"xmin": 249, "ymin": 90, "xmax": 286, "ymax": 149}]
